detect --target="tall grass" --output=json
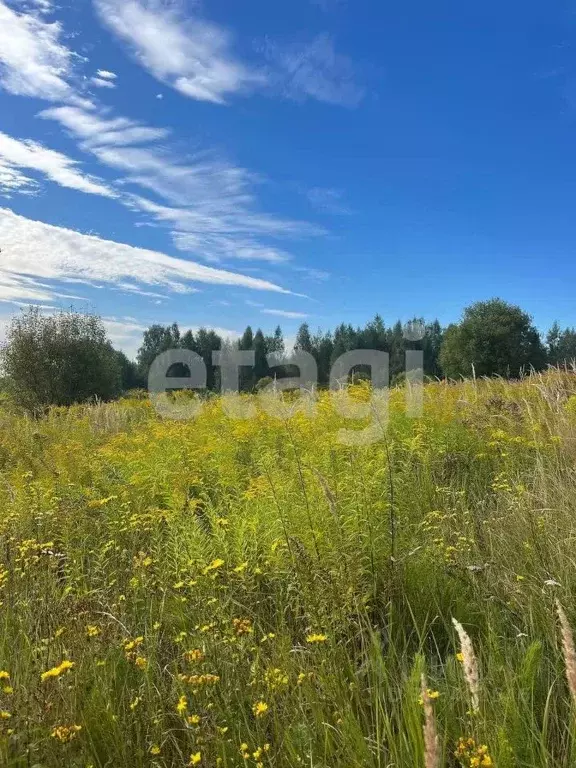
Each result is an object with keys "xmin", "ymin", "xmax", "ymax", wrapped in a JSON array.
[{"xmin": 1, "ymin": 372, "xmax": 576, "ymax": 765}]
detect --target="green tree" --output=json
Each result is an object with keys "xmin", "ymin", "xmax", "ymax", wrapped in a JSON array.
[
  {"xmin": 439, "ymin": 298, "xmax": 546, "ymax": 378},
  {"xmin": 115, "ymin": 350, "xmax": 144, "ymax": 391},
  {"xmin": 547, "ymin": 322, "xmax": 576, "ymax": 366},
  {"xmin": 137, "ymin": 323, "xmax": 181, "ymax": 380},
  {"xmin": 0, "ymin": 307, "xmax": 121, "ymax": 411},
  {"xmin": 194, "ymin": 327, "xmax": 222, "ymax": 391},
  {"xmin": 237, "ymin": 326, "xmax": 255, "ymax": 391},
  {"xmin": 266, "ymin": 325, "xmax": 285, "ymax": 356},
  {"xmin": 253, "ymin": 329, "xmax": 269, "ymax": 385},
  {"xmin": 295, "ymin": 323, "xmax": 313, "ymax": 354}
]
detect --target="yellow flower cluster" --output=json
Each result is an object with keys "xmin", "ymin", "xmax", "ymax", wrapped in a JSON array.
[
  {"xmin": 184, "ymin": 649, "xmax": 205, "ymax": 663},
  {"xmin": 455, "ymin": 737, "xmax": 493, "ymax": 767},
  {"xmin": 51, "ymin": 724, "xmax": 82, "ymax": 743},
  {"xmin": 263, "ymin": 667, "xmax": 289, "ymax": 690},
  {"xmin": 232, "ymin": 618, "xmax": 253, "ymax": 636},
  {"xmin": 123, "ymin": 636, "xmax": 148, "ymax": 669},
  {"xmin": 41, "ymin": 659, "xmax": 75, "ymax": 682},
  {"xmin": 306, "ymin": 633, "xmax": 328, "ymax": 644},
  {"xmin": 178, "ymin": 673, "xmax": 220, "ymax": 691},
  {"xmin": 240, "ymin": 741, "xmax": 270, "ymax": 766}
]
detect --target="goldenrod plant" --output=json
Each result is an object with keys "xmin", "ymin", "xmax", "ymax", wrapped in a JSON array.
[{"xmin": 2, "ymin": 372, "xmax": 576, "ymax": 765}]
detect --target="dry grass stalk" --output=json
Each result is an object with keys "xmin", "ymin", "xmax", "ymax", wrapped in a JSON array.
[
  {"xmin": 556, "ymin": 600, "xmax": 576, "ymax": 708},
  {"xmin": 452, "ymin": 618, "xmax": 480, "ymax": 713},
  {"xmin": 421, "ymin": 673, "xmax": 440, "ymax": 768}
]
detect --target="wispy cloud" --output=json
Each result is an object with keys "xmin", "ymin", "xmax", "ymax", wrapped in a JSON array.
[
  {"xmin": 0, "ymin": 271, "xmax": 54, "ymax": 303},
  {"xmin": 306, "ymin": 186, "xmax": 351, "ymax": 215},
  {"xmin": 0, "ymin": 208, "xmax": 292, "ymax": 304},
  {"xmin": 263, "ymin": 33, "xmax": 364, "ymax": 108},
  {"xmin": 40, "ymin": 105, "xmax": 170, "ymax": 146},
  {"xmin": 0, "ymin": 131, "xmax": 116, "ymax": 197},
  {"xmin": 91, "ymin": 76, "xmax": 116, "ymax": 89},
  {"xmin": 0, "ymin": 158, "xmax": 39, "ymax": 196},
  {"xmin": 171, "ymin": 232, "xmax": 293, "ymax": 264},
  {"xmin": 94, "ymin": 0, "xmax": 264, "ymax": 104},
  {"xmin": 261, "ymin": 308, "xmax": 309, "ymax": 319},
  {"xmin": 291, "ymin": 264, "xmax": 331, "ymax": 281},
  {"xmin": 0, "ymin": 0, "xmax": 81, "ymax": 102},
  {"xmin": 39, "ymin": 103, "xmax": 324, "ymax": 266},
  {"xmin": 96, "ymin": 69, "xmax": 117, "ymax": 80},
  {"xmin": 0, "ymin": 2, "xmax": 329, "ymax": 284},
  {"xmin": 101, "ymin": 315, "xmax": 149, "ymax": 356}
]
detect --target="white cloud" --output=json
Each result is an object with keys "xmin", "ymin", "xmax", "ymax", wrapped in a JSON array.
[
  {"xmin": 0, "ymin": 1, "xmax": 78, "ymax": 102},
  {"xmin": 96, "ymin": 69, "xmax": 117, "ymax": 80},
  {"xmin": 292, "ymin": 264, "xmax": 330, "ymax": 281},
  {"xmin": 5, "ymin": 0, "xmax": 54, "ymax": 15},
  {"xmin": 101, "ymin": 315, "xmax": 148, "ymax": 356},
  {"xmin": 171, "ymin": 232, "xmax": 292, "ymax": 264},
  {"xmin": 114, "ymin": 282, "xmax": 169, "ymax": 299},
  {"xmin": 0, "ymin": 158, "xmax": 39, "ymax": 196},
  {"xmin": 94, "ymin": 0, "xmax": 264, "ymax": 104},
  {"xmin": 0, "ymin": 272, "xmax": 54, "ymax": 302},
  {"xmin": 40, "ymin": 105, "xmax": 170, "ymax": 146},
  {"xmin": 91, "ymin": 76, "xmax": 116, "ymax": 89},
  {"xmin": 0, "ymin": 131, "xmax": 116, "ymax": 197},
  {"xmin": 39, "ymin": 103, "xmax": 324, "ymax": 267},
  {"xmin": 261, "ymin": 309, "xmax": 309, "ymax": 319},
  {"xmin": 263, "ymin": 33, "xmax": 364, "ymax": 108},
  {"xmin": 0, "ymin": 209, "xmax": 292, "ymax": 305}
]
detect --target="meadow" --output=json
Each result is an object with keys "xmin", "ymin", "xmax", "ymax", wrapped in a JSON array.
[{"xmin": 2, "ymin": 374, "xmax": 576, "ymax": 766}]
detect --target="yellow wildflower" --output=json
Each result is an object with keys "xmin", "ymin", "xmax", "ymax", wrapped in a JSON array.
[
  {"xmin": 418, "ymin": 688, "xmax": 440, "ymax": 705},
  {"xmin": 306, "ymin": 633, "xmax": 328, "ymax": 644},
  {"xmin": 184, "ymin": 649, "xmax": 205, "ymax": 663},
  {"xmin": 252, "ymin": 701, "xmax": 269, "ymax": 718},
  {"xmin": 189, "ymin": 752, "xmax": 202, "ymax": 766},
  {"xmin": 51, "ymin": 724, "xmax": 82, "ymax": 743},
  {"xmin": 41, "ymin": 659, "xmax": 75, "ymax": 682},
  {"xmin": 232, "ymin": 618, "xmax": 253, "ymax": 636}
]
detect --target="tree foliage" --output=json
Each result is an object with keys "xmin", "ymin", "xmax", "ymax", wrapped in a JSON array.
[
  {"xmin": 0, "ymin": 307, "xmax": 121, "ymax": 411},
  {"xmin": 439, "ymin": 299, "xmax": 546, "ymax": 378}
]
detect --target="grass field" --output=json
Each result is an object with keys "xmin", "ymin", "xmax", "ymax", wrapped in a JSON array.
[{"xmin": 2, "ymin": 373, "xmax": 576, "ymax": 766}]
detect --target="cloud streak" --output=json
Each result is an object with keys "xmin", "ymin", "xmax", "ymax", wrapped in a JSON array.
[
  {"xmin": 0, "ymin": 0, "xmax": 80, "ymax": 102},
  {"xmin": 0, "ymin": 208, "xmax": 292, "ymax": 304},
  {"xmin": 261, "ymin": 308, "xmax": 309, "ymax": 319},
  {"xmin": 94, "ymin": 0, "xmax": 264, "ymax": 104},
  {"xmin": 263, "ymin": 33, "xmax": 364, "ymax": 108},
  {"xmin": 39, "ymin": 104, "xmax": 323, "ymax": 264},
  {"xmin": 0, "ymin": 131, "xmax": 116, "ymax": 198}
]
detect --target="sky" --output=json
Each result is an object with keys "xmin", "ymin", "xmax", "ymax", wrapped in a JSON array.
[{"xmin": 1, "ymin": 0, "xmax": 576, "ymax": 357}]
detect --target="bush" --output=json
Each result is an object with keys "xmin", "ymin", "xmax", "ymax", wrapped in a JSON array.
[{"xmin": 0, "ymin": 307, "xmax": 122, "ymax": 412}]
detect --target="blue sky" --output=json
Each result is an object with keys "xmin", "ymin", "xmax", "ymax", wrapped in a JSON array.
[{"xmin": 0, "ymin": 0, "xmax": 575, "ymax": 355}]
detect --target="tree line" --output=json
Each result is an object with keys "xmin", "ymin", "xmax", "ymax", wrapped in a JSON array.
[
  {"xmin": 2, "ymin": 299, "xmax": 576, "ymax": 411},
  {"xmin": 135, "ymin": 298, "xmax": 576, "ymax": 390}
]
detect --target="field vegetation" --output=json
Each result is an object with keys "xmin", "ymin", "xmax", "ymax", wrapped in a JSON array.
[{"xmin": 2, "ymin": 373, "xmax": 576, "ymax": 766}]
